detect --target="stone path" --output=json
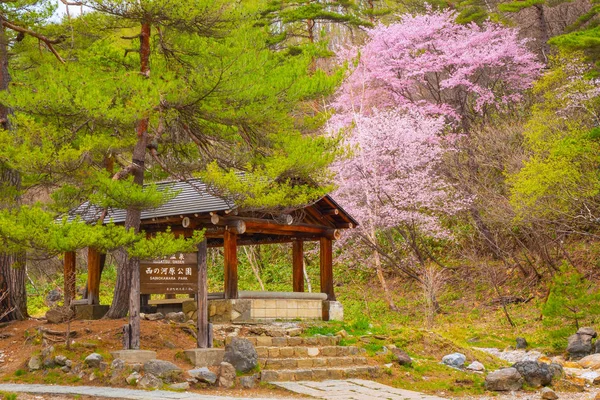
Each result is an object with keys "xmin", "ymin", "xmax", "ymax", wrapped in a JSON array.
[
  {"xmin": 0, "ymin": 383, "xmax": 296, "ymax": 400},
  {"xmin": 273, "ymin": 379, "xmax": 447, "ymax": 400}
]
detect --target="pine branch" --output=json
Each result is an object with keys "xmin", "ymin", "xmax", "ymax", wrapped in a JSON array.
[{"xmin": 1, "ymin": 19, "xmax": 65, "ymax": 64}]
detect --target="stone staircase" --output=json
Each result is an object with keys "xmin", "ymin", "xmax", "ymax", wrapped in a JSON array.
[{"xmin": 227, "ymin": 334, "xmax": 380, "ymax": 382}]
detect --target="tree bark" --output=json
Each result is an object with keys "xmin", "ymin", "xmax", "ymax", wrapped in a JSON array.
[
  {"xmin": 0, "ymin": 22, "xmax": 27, "ymax": 322},
  {"xmin": 370, "ymin": 228, "xmax": 398, "ymax": 311},
  {"xmin": 105, "ymin": 21, "xmax": 151, "ymax": 329}
]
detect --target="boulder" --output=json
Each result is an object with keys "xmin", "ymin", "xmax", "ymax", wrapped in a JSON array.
[
  {"xmin": 219, "ymin": 362, "xmax": 236, "ymax": 388},
  {"xmin": 549, "ymin": 363, "xmax": 564, "ymax": 380},
  {"xmin": 188, "ymin": 367, "xmax": 217, "ymax": 385},
  {"xmin": 126, "ymin": 372, "xmax": 141, "ymax": 385},
  {"xmin": 442, "ymin": 353, "xmax": 466, "ymax": 369},
  {"xmin": 540, "ymin": 387, "xmax": 558, "ymax": 400},
  {"xmin": 138, "ymin": 373, "xmax": 162, "ymax": 390},
  {"xmin": 578, "ymin": 353, "xmax": 600, "ymax": 369},
  {"xmin": 84, "ymin": 353, "xmax": 103, "ymax": 368},
  {"xmin": 45, "ymin": 289, "xmax": 61, "ymax": 305},
  {"xmin": 54, "ymin": 355, "xmax": 68, "ymax": 367},
  {"xmin": 223, "ymin": 337, "xmax": 258, "ymax": 373},
  {"xmin": 143, "ymin": 359, "xmax": 182, "ymax": 381},
  {"xmin": 595, "ymin": 340, "xmax": 600, "ymax": 354},
  {"xmin": 391, "ymin": 348, "xmax": 412, "ymax": 366},
  {"xmin": 567, "ymin": 332, "xmax": 594, "ymax": 360},
  {"xmin": 28, "ymin": 356, "xmax": 42, "ymax": 371},
  {"xmin": 43, "ymin": 358, "xmax": 56, "ymax": 369},
  {"xmin": 512, "ymin": 361, "xmax": 553, "ymax": 387},
  {"xmin": 45, "ymin": 307, "xmax": 73, "ymax": 324},
  {"xmin": 485, "ymin": 367, "xmax": 524, "ymax": 391},
  {"xmin": 165, "ymin": 312, "xmax": 187, "ymax": 323},
  {"xmin": 516, "ymin": 337, "xmax": 528, "ymax": 349},
  {"xmin": 145, "ymin": 313, "xmax": 164, "ymax": 321},
  {"xmin": 61, "ymin": 366, "xmax": 71, "ymax": 373},
  {"xmin": 111, "ymin": 359, "xmax": 125, "ymax": 371},
  {"xmin": 577, "ymin": 327, "xmax": 597, "ymax": 338},
  {"xmin": 169, "ymin": 382, "xmax": 190, "ymax": 391},
  {"xmin": 466, "ymin": 361, "xmax": 485, "ymax": 372},
  {"xmin": 240, "ymin": 375, "xmax": 257, "ymax": 389}
]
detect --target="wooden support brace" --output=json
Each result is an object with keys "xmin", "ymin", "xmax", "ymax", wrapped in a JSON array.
[
  {"xmin": 293, "ymin": 240, "xmax": 304, "ymax": 293},
  {"xmin": 319, "ymin": 237, "xmax": 335, "ymax": 301},
  {"xmin": 223, "ymin": 230, "xmax": 238, "ymax": 300}
]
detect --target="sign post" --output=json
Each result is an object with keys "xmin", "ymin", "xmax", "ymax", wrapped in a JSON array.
[{"xmin": 140, "ymin": 253, "xmax": 198, "ymax": 295}]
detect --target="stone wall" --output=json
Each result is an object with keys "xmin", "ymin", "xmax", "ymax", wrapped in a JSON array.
[{"xmin": 249, "ymin": 299, "xmax": 322, "ymax": 320}]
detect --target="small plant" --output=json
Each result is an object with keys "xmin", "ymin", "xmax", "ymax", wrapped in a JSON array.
[
  {"xmin": 13, "ymin": 369, "xmax": 26, "ymax": 377},
  {"xmin": 1, "ymin": 392, "xmax": 18, "ymax": 400}
]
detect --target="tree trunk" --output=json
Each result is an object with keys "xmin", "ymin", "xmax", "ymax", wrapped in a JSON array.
[
  {"xmin": 370, "ymin": 228, "xmax": 398, "ymax": 312},
  {"xmin": 105, "ymin": 21, "xmax": 151, "ymax": 327},
  {"xmin": 534, "ymin": 4, "xmax": 551, "ymax": 62},
  {"xmin": 0, "ymin": 21, "xmax": 27, "ymax": 322}
]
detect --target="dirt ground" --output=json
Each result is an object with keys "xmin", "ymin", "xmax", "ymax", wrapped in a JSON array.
[{"xmin": 0, "ymin": 318, "xmax": 306, "ymax": 399}]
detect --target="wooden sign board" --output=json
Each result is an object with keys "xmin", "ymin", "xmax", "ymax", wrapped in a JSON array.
[{"xmin": 140, "ymin": 253, "xmax": 197, "ymax": 294}]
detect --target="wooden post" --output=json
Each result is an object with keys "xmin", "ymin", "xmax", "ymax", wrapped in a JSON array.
[
  {"xmin": 293, "ymin": 240, "xmax": 304, "ymax": 292},
  {"xmin": 129, "ymin": 258, "xmax": 141, "ymax": 350},
  {"xmin": 64, "ymin": 251, "xmax": 76, "ymax": 307},
  {"xmin": 223, "ymin": 230, "xmax": 238, "ymax": 299},
  {"xmin": 87, "ymin": 248, "xmax": 102, "ymax": 305},
  {"xmin": 197, "ymin": 239, "xmax": 208, "ymax": 348},
  {"xmin": 319, "ymin": 237, "xmax": 335, "ymax": 301}
]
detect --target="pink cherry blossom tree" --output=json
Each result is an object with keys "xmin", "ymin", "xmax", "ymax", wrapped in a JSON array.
[
  {"xmin": 333, "ymin": 9, "xmax": 543, "ymax": 130},
  {"xmin": 333, "ymin": 109, "xmax": 466, "ymax": 312}
]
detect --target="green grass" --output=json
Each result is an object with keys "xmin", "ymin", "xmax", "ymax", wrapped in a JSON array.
[{"xmin": 0, "ymin": 392, "xmax": 18, "ymax": 400}]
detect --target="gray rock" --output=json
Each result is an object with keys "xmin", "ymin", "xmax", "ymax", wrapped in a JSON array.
[
  {"xmin": 145, "ymin": 312, "xmax": 164, "ymax": 321},
  {"xmin": 111, "ymin": 359, "xmax": 125, "ymax": 371},
  {"xmin": 567, "ymin": 332, "xmax": 593, "ymax": 360},
  {"xmin": 40, "ymin": 346, "xmax": 54, "ymax": 358},
  {"xmin": 219, "ymin": 362, "xmax": 236, "ymax": 388},
  {"xmin": 54, "ymin": 355, "xmax": 68, "ymax": 366},
  {"xmin": 28, "ymin": 356, "xmax": 42, "ymax": 371},
  {"xmin": 485, "ymin": 367, "xmax": 524, "ymax": 391},
  {"xmin": 240, "ymin": 375, "xmax": 257, "ymax": 389},
  {"xmin": 143, "ymin": 359, "xmax": 182, "ymax": 382},
  {"xmin": 43, "ymin": 358, "xmax": 56, "ymax": 369},
  {"xmin": 223, "ymin": 337, "xmax": 258, "ymax": 373},
  {"xmin": 45, "ymin": 307, "xmax": 73, "ymax": 324},
  {"xmin": 65, "ymin": 360, "xmax": 73, "ymax": 368},
  {"xmin": 45, "ymin": 289, "xmax": 61, "ymax": 304},
  {"xmin": 138, "ymin": 373, "xmax": 162, "ymax": 390},
  {"xmin": 165, "ymin": 312, "xmax": 187, "ymax": 323},
  {"xmin": 169, "ymin": 382, "xmax": 190, "ymax": 391},
  {"xmin": 442, "ymin": 353, "xmax": 466, "ymax": 369},
  {"xmin": 595, "ymin": 340, "xmax": 600, "ymax": 354},
  {"xmin": 516, "ymin": 337, "xmax": 528, "ymax": 349},
  {"xmin": 577, "ymin": 327, "xmax": 597, "ymax": 338},
  {"xmin": 541, "ymin": 387, "xmax": 558, "ymax": 400},
  {"xmin": 466, "ymin": 361, "xmax": 485, "ymax": 372},
  {"xmin": 512, "ymin": 361, "xmax": 553, "ymax": 387},
  {"xmin": 548, "ymin": 363, "xmax": 564, "ymax": 380},
  {"xmin": 188, "ymin": 367, "xmax": 217, "ymax": 385},
  {"xmin": 84, "ymin": 353, "xmax": 103, "ymax": 368},
  {"xmin": 99, "ymin": 362, "xmax": 108, "ymax": 372},
  {"xmin": 60, "ymin": 366, "xmax": 71, "ymax": 373},
  {"xmin": 391, "ymin": 348, "xmax": 412, "ymax": 366},
  {"xmin": 126, "ymin": 372, "xmax": 141, "ymax": 385}
]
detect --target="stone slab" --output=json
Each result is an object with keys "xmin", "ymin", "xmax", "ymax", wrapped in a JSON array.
[
  {"xmin": 74, "ymin": 305, "xmax": 109, "ymax": 320},
  {"xmin": 322, "ymin": 301, "xmax": 344, "ymax": 321},
  {"xmin": 184, "ymin": 348, "xmax": 224, "ymax": 367},
  {"xmin": 110, "ymin": 350, "xmax": 157, "ymax": 364}
]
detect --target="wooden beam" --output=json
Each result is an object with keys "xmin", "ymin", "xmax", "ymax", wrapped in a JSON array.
[
  {"xmin": 293, "ymin": 240, "xmax": 304, "ymax": 293},
  {"xmin": 87, "ymin": 248, "xmax": 103, "ymax": 306},
  {"xmin": 197, "ymin": 239, "xmax": 209, "ymax": 348},
  {"xmin": 223, "ymin": 230, "xmax": 238, "ymax": 299},
  {"xmin": 319, "ymin": 237, "xmax": 335, "ymax": 301},
  {"xmin": 64, "ymin": 251, "xmax": 76, "ymax": 307},
  {"xmin": 322, "ymin": 209, "xmax": 339, "ymax": 216}
]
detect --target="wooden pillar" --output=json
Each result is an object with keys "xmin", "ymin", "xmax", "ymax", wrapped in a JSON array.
[
  {"xmin": 64, "ymin": 251, "xmax": 76, "ymax": 307},
  {"xmin": 87, "ymin": 248, "xmax": 103, "ymax": 305},
  {"xmin": 223, "ymin": 230, "xmax": 238, "ymax": 300},
  {"xmin": 197, "ymin": 239, "xmax": 208, "ymax": 348},
  {"xmin": 293, "ymin": 240, "xmax": 304, "ymax": 292},
  {"xmin": 319, "ymin": 237, "xmax": 335, "ymax": 301}
]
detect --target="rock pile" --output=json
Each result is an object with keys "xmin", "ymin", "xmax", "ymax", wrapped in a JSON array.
[{"xmin": 567, "ymin": 327, "xmax": 598, "ymax": 360}]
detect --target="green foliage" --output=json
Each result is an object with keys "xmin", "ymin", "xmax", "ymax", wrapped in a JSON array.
[
  {"xmin": 542, "ymin": 263, "xmax": 600, "ymax": 328},
  {"xmin": 509, "ymin": 55, "xmax": 600, "ymax": 222},
  {"xmin": 498, "ymin": 0, "xmax": 545, "ymax": 13},
  {"xmin": 128, "ymin": 229, "xmax": 205, "ymax": 259},
  {"xmin": 0, "ymin": 392, "xmax": 17, "ymax": 400}
]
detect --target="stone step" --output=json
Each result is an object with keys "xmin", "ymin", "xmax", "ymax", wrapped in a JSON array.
[
  {"xmin": 259, "ymin": 356, "xmax": 369, "ymax": 369},
  {"xmin": 256, "ymin": 345, "xmax": 364, "ymax": 359},
  {"xmin": 226, "ymin": 335, "xmax": 340, "ymax": 347},
  {"xmin": 260, "ymin": 365, "xmax": 380, "ymax": 382}
]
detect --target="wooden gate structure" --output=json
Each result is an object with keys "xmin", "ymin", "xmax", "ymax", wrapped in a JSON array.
[{"xmin": 65, "ymin": 178, "xmax": 358, "ymax": 324}]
